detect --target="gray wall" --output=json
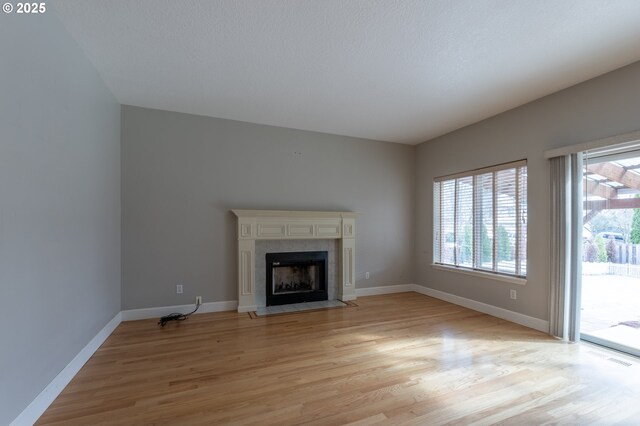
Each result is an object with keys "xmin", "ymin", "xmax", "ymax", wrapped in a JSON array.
[
  {"xmin": 0, "ymin": 13, "xmax": 121, "ymax": 425},
  {"xmin": 416, "ymin": 60, "xmax": 640, "ymax": 322},
  {"xmin": 121, "ymin": 106, "xmax": 415, "ymax": 309}
]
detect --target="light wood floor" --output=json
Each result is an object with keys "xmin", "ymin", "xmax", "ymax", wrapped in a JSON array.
[{"xmin": 38, "ymin": 292, "xmax": 640, "ymax": 425}]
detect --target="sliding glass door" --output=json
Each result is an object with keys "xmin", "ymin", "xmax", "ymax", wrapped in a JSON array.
[{"xmin": 581, "ymin": 148, "xmax": 640, "ymax": 357}]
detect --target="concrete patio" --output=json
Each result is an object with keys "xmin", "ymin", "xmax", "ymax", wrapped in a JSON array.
[{"xmin": 581, "ymin": 274, "xmax": 640, "ymax": 356}]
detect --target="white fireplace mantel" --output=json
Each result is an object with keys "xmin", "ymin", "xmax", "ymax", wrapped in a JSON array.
[{"xmin": 231, "ymin": 209, "xmax": 356, "ymax": 313}]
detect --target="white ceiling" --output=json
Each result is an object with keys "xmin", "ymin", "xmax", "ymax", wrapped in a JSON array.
[{"xmin": 52, "ymin": 0, "xmax": 640, "ymax": 145}]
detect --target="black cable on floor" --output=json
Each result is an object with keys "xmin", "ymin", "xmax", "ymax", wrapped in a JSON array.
[{"xmin": 158, "ymin": 300, "xmax": 201, "ymax": 327}]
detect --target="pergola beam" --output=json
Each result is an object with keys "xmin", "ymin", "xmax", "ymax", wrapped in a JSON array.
[
  {"xmin": 584, "ymin": 198, "xmax": 640, "ymax": 210},
  {"xmin": 586, "ymin": 163, "xmax": 640, "ymax": 191},
  {"xmin": 583, "ymin": 178, "xmax": 617, "ymax": 200},
  {"xmin": 583, "ymin": 209, "xmax": 601, "ymax": 224}
]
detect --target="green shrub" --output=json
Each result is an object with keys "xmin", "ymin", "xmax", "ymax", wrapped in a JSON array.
[
  {"xmin": 595, "ymin": 235, "xmax": 607, "ymax": 263},
  {"xmin": 584, "ymin": 240, "xmax": 599, "ymax": 262},
  {"xmin": 606, "ymin": 237, "xmax": 618, "ymax": 263},
  {"xmin": 497, "ymin": 225, "xmax": 511, "ymax": 261},
  {"xmin": 631, "ymin": 208, "xmax": 640, "ymax": 244}
]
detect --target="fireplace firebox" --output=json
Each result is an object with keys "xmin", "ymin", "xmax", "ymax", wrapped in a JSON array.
[{"xmin": 266, "ymin": 251, "xmax": 328, "ymax": 306}]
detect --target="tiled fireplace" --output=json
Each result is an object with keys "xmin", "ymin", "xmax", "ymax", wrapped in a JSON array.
[{"xmin": 231, "ymin": 210, "xmax": 356, "ymax": 313}]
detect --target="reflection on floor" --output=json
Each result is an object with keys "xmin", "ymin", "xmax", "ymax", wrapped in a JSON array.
[{"xmin": 255, "ymin": 299, "xmax": 346, "ymax": 316}]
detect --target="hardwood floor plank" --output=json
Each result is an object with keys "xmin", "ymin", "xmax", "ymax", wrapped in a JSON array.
[{"xmin": 36, "ymin": 293, "xmax": 640, "ymax": 425}]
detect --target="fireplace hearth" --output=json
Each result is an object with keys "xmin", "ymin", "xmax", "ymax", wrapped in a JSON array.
[{"xmin": 266, "ymin": 251, "xmax": 328, "ymax": 306}]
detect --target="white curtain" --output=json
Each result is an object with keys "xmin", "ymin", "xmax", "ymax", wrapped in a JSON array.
[{"xmin": 549, "ymin": 154, "xmax": 582, "ymax": 341}]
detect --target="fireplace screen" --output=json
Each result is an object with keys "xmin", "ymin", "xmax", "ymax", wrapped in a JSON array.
[
  {"xmin": 273, "ymin": 265, "xmax": 317, "ymax": 294},
  {"xmin": 266, "ymin": 251, "xmax": 328, "ymax": 306}
]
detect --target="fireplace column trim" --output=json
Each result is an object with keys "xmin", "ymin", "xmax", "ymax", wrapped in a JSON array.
[{"xmin": 231, "ymin": 210, "xmax": 356, "ymax": 313}]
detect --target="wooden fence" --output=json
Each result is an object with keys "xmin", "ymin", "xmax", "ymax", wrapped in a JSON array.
[
  {"xmin": 610, "ymin": 243, "xmax": 640, "ymax": 265},
  {"xmin": 583, "ymin": 261, "xmax": 640, "ymax": 278}
]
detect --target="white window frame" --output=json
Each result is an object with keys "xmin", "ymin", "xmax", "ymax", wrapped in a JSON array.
[{"xmin": 433, "ymin": 160, "xmax": 527, "ymax": 284}]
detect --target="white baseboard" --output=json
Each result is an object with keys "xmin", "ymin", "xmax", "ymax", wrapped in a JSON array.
[
  {"xmin": 121, "ymin": 300, "xmax": 237, "ymax": 321},
  {"xmin": 355, "ymin": 284, "xmax": 415, "ymax": 296},
  {"xmin": 355, "ymin": 284, "xmax": 549, "ymax": 333},
  {"xmin": 412, "ymin": 285, "xmax": 550, "ymax": 333},
  {"xmin": 11, "ymin": 312, "xmax": 122, "ymax": 426}
]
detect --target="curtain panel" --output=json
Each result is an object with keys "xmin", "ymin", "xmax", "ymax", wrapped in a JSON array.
[{"xmin": 549, "ymin": 154, "xmax": 582, "ymax": 341}]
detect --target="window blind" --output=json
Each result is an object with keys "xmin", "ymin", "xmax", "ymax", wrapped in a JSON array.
[{"xmin": 433, "ymin": 160, "xmax": 527, "ymax": 278}]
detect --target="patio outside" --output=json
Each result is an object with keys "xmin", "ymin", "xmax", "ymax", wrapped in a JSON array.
[{"xmin": 582, "ymin": 272, "xmax": 640, "ymax": 355}]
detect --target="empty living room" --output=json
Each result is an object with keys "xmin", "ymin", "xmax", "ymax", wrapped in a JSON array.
[{"xmin": 4, "ymin": 1, "xmax": 640, "ymax": 425}]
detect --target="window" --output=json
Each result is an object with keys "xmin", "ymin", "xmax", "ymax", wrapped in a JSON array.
[{"xmin": 434, "ymin": 160, "xmax": 527, "ymax": 278}]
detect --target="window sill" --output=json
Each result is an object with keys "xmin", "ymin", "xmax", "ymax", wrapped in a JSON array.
[{"xmin": 431, "ymin": 264, "xmax": 527, "ymax": 286}]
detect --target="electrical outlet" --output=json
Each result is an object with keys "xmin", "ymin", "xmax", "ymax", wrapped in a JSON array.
[
  {"xmin": 176, "ymin": 284, "xmax": 183, "ymax": 294},
  {"xmin": 365, "ymin": 272, "xmax": 370, "ymax": 280},
  {"xmin": 510, "ymin": 289, "xmax": 517, "ymax": 300},
  {"xmin": 195, "ymin": 296, "xmax": 202, "ymax": 305}
]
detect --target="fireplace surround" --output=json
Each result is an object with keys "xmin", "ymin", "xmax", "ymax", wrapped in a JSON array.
[{"xmin": 231, "ymin": 209, "xmax": 356, "ymax": 312}]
